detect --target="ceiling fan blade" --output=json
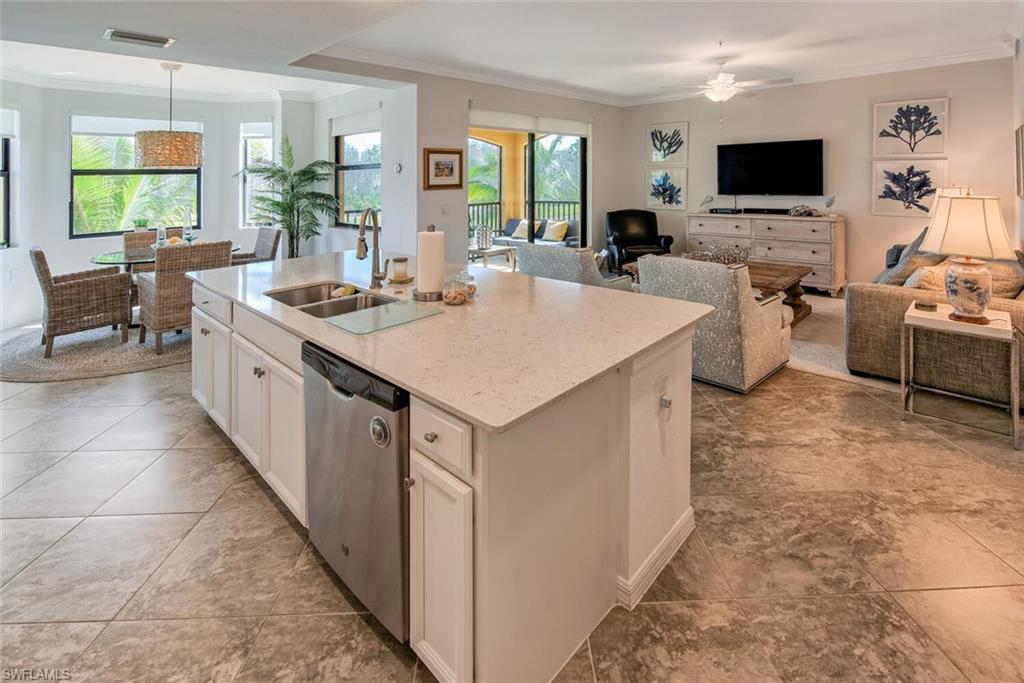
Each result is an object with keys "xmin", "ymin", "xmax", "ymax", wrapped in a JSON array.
[
  {"xmin": 734, "ymin": 77, "xmax": 794, "ymax": 88},
  {"xmin": 658, "ymin": 85, "xmax": 712, "ymax": 90},
  {"xmin": 737, "ymin": 90, "xmax": 759, "ymax": 98}
]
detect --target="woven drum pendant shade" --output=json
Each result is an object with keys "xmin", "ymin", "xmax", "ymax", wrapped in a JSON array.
[
  {"xmin": 135, "ymin": 130, "xmax": 203, "ymax": 168},
  {"xmin": 135, "ymin": 62, "xmax": 203, "ymax": 168}
]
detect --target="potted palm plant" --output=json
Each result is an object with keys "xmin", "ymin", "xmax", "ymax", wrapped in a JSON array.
[{"xmin": 241, "ymin": 136, "xmax": 339, "ymax": 259}]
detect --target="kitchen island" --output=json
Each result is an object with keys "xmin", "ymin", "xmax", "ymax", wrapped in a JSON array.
[{"xmin": 188, "ymin": 250, "xmax": 711, "ymax": 683}]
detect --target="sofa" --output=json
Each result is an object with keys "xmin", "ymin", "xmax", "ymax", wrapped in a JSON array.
[
  {"xmin": 492, "ymin": 218, "xmax": 579, "ymax": 248},
  {"xmin": 846, "ymin": 231, "xmax": 1024, "ymax": 404},
  {"xmin": 639, "ymin": 255, "xmax": 792, "ymax": 392}
]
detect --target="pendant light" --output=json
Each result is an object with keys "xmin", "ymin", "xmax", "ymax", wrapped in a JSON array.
[{"xmin": 135, "ymin": 62, "xmax": 203, "ymax": 168}]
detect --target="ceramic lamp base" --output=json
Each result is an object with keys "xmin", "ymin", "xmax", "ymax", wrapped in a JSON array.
[{"xmin": 945, "ymin": 257, "xmax": 992, "ymax": 325}]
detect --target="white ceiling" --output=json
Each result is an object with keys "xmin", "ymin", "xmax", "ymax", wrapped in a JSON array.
[
  {"xmin": 0, "ymin": 41, "xmax": 357, "ymax": 102},
  {"xmin": 0, "ymin": 2, "xmax": 1018, "ymax": 107}
]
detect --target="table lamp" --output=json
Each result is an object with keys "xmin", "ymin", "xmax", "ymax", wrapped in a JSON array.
[{"xmin": 919, "ymin": 194, "xmax": 1016, "ymax": 324}]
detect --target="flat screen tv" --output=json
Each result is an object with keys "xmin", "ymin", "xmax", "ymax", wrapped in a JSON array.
[{"xmin": 717, "ymin": 139, "xmax": 823, "ymax": 196}]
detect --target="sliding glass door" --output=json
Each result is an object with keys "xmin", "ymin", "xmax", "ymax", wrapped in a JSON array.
[{"xmin": 467, "ymin": 127, "xmax": 588, "ymax": 249}]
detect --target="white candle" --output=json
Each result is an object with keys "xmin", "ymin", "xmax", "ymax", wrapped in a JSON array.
[{"xmin": 417, "ymin": 229, "xmax": 445, "ymax": 293}]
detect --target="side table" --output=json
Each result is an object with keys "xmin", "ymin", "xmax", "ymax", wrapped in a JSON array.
[{"xmin": 901, "ymin": 302, "xmax": 1019, "ymax": 449}]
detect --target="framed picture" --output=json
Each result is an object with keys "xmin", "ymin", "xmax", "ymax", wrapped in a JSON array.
[
  {"xmin": 1016, "ymin": 124, "xmax": 1023, "ymax": 200},
  {"xmin": 647, "ymin": 121, "xmax": 688, "ymax": 164},
  {"xmin": 871, "ymin": 159, "xmax": 947, "ymax": 217},
  {"xmin": 423, "ymin": 148, "xmax": 463, "ymax": 190},
  {"xmin": 646, "ymin": 166, "xmax": 687, "ymax": 210},
  {"xmin": 873, "ymin": 98, "xmax": 948, "ymax": 157}
]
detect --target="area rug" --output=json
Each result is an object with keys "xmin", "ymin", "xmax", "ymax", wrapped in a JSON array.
[
  {"xmin": 789, "ymin": 293, "xmax": 897, "ymax": 393},
  {"xmin": 0, "ymin": 326, "xmax": 190, "ymax": 382}
]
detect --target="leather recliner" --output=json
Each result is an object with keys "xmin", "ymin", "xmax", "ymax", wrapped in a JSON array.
[{"xmin": 605, "ymin": 209, "xmax": 673, "ymax": 274}]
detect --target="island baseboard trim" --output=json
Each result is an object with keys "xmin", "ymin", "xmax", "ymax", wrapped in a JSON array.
[{"xmin": 614, "ymin": 507, "xmax": 696, "ymax": 609}]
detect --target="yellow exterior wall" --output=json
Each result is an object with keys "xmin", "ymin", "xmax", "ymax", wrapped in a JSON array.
[{"xmin": 469, "ymin": 127, "xmax": 528, "ymax": 226}]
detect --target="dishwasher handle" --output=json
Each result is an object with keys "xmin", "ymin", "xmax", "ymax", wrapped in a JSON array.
[{"xmin": 302, "ymin": 342, "xmax": 409, "ymax": 411}]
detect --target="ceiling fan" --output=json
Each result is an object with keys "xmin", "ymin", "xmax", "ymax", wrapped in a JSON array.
[{"xmin": 679, "ymin": 57, "xmax": 794, "ymax": 102}]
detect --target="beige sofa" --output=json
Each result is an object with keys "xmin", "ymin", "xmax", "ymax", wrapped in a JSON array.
[{"xmin": 846, "ymin": 278, "xmax": 1024, "ymax": 406}]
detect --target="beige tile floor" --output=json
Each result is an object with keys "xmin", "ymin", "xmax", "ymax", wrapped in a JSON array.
[{"xmin": 0, "ymin": 364, "xmax": 1021, "ymax": 682}]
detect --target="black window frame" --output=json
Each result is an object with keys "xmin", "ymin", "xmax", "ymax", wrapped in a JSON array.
[
  {"xmin": 68, "ymin": 131, "xmax": 202, "ymax": 240},
  {"xmin": 0, "ymin": 138, "xmax": 9, "ymax": 247},
  {"xmin": 333, "ymin": 132, "xmax": 382, "ymax": 229},
  {"xmin": 240, "ymin": 131, "xmax": 272, "ymax": 228}
]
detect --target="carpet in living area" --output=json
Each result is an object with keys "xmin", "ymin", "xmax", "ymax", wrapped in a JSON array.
[
  {"xmin": 789, "ymin": 293, "xmax": 896, "ymax": 393},
  {"xmin": 0, "ymin": 326, "xmax": 190, "ymax": 382}
]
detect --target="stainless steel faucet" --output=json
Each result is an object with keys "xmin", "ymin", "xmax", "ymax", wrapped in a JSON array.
[{"xmin": 356, "ymin": 208, "xmax": 386, "ymax": 290}]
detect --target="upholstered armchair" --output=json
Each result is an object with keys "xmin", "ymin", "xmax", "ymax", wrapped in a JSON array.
[
  {"xmin": 138, "ymin": 241, "xmax": 232, "ymax": 354},
  {"xmin": 606, "ymin": 209, "xmax": 674, "ymax": 274},
  {"xmin": 638, "ymin": 256, "xmax": 792, "ymax": 392},
  {"xmin": 232, "ymin": 227, "xmax": 281, "ymax": 265},
  {"xmin": 30, "ymin": 247, "xmax": 132, "ymax": 358},
  {"xmin": 516, "ymin": 243, "xmax": 633, "ymax": 291}
]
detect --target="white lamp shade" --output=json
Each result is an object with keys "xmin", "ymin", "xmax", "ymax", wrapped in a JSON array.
[
  {"xmin": 920, "ymin": 195, "xmax": 1016, "ymax": 259},
  {"xmin": 933, "ymin": 186, "xmax": 972, "ymax": 199}
]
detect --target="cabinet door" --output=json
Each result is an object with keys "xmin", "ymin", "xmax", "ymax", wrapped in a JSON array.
[
  {"xmin": 410, "ymin": 450, "xmax": 473, "ymax": 683},
  {"xmin": 231, "ymin": 334, "xmax": 266, "ymax": 470},
  {"xmin": 263, "ymin": 353, "xmax": 306, "ymax": 525},
  {"xmin": 207, "ymin": 317, "xmax": 232, "ymax": 432},
  {"xmin": 191, "ymin": 307, "xmax": 213, "ymax": 411}
]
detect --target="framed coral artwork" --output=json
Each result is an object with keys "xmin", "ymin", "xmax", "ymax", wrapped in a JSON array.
[
  {"xmin": 646, "ymin": 166, "xmax": 687, "ymax": 210},
  {"xmin": 871, "ymin": 159, "xmax": 947, "ymax": 217},
  {"xmin": 646, "ymin": 122, "xmax": 688, "ymax": 164},
  {"xmin": 873, "ymin": 98, "xmax": 948, "ymax": 157}
]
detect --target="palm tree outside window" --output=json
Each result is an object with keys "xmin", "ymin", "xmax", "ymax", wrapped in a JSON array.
[{"xmin": 69, "ymin": 115, "xmax": 201, "ymax": 238}]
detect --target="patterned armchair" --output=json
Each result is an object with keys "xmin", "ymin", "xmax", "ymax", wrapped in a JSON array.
[
  {"xmin": 638, "ymin": 256, "xmax": 792, "ymax": 392},
  {"xmin": 137, "ymin": 241, "xmax": 232, "ymax": 354},
  {"xmin": 516, "ymin": 243, "xmax": 633, "ymax": 291},
  {"xmin": 231, "ymin": 227, "xmax": 281, "ymax": 265},
  {"xmin": 30, "ymin": 247, "xmax": 132, "ymax": 358}
]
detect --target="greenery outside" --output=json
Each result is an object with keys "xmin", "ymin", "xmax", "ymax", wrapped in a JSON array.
[
  {"xmin": 71, "ymin": 134, "xmax": 198, "ymax": 236},
  {"xmin": 337, "ymin": 132, "xmax": 382, "ymax": 224},
  {"xmin": 468, "ymin": 138, "xmax": 500, "ymax": 204}
]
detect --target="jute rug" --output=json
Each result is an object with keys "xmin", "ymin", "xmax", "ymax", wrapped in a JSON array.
[{"xmin": 0, "ymin": 327, "xmax": 190, "ymax": 382}]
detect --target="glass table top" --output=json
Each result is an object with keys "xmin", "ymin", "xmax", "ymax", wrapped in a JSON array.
[{"xmin": 91, "ymin": 243, "xmax": 240, "ymax": 266}]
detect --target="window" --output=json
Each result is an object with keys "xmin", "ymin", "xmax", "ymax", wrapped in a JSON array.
[
  {"xmin": 0, "ymin": 138, "xmax": 9, "ymax": 247},
  {"xmin": 334, "ymin": 131, "xmax": 381, "ymax": 227},
  {"xmin": 70, "ymin": 116, "xmax": 202, "ymax": 238},
  {"xmin": 467, "ymin": 137, "xmax": 501, "ymax": 232},
  {"xmin": 240, "ymin": 122, "xmax": 273, "ymax": 227}
]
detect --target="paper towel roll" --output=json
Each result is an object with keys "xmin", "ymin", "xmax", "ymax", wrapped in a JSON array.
[{"xmin": 417, "ymin": 229, "xmax": 445, "ymax": 293}]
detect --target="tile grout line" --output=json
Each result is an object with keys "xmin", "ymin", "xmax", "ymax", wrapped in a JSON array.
[
  {"xmin": 0, "ymin": 515, "xmax": 87, "ymax": 591},
  {"xmin": 585, "ymin": 637, "xmax": 597, "ymax": 683},
  {"xmin": 884, "ymin": 590, "xmax": 977, "ymax": 683},
  {"xmin": 0, "ymin": 451, "xmax": 75, "ymax": 501},
  {"xmin": 939, "ymin": 513, "xmax": 1024, "ymax": 581}
]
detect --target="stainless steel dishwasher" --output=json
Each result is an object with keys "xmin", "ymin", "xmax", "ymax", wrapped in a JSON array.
[{"xmin": 302, "ymin": 342, "xmax": 410, "ymax": 642}]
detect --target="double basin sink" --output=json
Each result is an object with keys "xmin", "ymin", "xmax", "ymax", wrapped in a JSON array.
[{"xmin": 264, "ymin": 282, "xmax": 396, "ymax": 319}]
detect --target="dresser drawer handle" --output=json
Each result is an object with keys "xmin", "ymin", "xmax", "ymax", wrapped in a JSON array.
[
  {"xmin": 811, "ymin": 228, "xmax": 817, "ymax": 233},
  {"xmin": 697, "ymin": 223, "xmax": 704, "ymax": 227},
  {"xmin": 767, "ymin": 246, "xmax": 772, "ymax": 250},
  {"xmin": 811, "ymin": 250, "xmax": 817, "ymax": 254},
  {"xmin": 734, "ymin": 225, "xmax": 740, "ymax": 229},
  {"xmin": 766, "ymin": 226, "xmax": 772, "ymax": 230},
  {"xmin": 424, "ymin": 432, "xmax": 438, "ymax": 443},
  {"xmin": 201, "ymin": 300, "xmax": 210, "ymax": 305}
]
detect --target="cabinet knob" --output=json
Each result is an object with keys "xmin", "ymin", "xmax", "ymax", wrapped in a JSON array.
[
  {"xmin": 423, "ymin": 431, "xmax": 438, "ymax": 443},
  {"xmin": 697, "ymin": 223, "xmax": 704, "ymax": 227},
  {"xmin": 811, "ymin": 250, "xmax": 817, "ymax": 254},
  {"xmin": 403, "ymin": 477, "xmax": 416, "ymax": 492},
  {"xmin": 811, "ymin": 228, "xmax": 817, "ymax": 233},
  {"xmin": 201, "ymin": 300, "xmax": 210, "ymax": 305},
  {"xmin": 766, "ymin": 226, "xmax": 772, "ymax": 230},
  {"xmin": 253, "ymin": 366, "xmax": 265, "ymax": 378},
  {"xmin": 659, "ymin": 395, "xmax": 673, "ymax": 409},
  {"xmin": 767, "ymin": 246, "xmax": 772, "ymax": 250},
  {"xmin": 734, "ymin": 225, "xmax": 740, "ymax": 229}
]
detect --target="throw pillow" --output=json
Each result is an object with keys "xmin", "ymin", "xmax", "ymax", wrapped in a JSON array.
[
  {"xmin": 874, "ymin": 228, "xmax": 945, "ymax": 286},
  {"xmin": 510, "ymin": 220, "xmax": 529, "ymax": 239},
  {"xmin": 541, "ymin": 221, "xmax": 569, "ymax": 242},
  {"xmin": 989, "ymin": 253, "xmax": 1024, "ymax": 299},
  {"xmin": 903, "ymin": 260, "xmax": 951, "ymax": 291}
]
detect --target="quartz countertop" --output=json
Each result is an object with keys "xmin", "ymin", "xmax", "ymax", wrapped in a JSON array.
[{"xmin": 188, "ymin": 251, "xmax": 712, "ymax": 432}]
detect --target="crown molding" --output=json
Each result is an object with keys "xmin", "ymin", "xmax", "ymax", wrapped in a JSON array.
[{"xmin": 0, "ymin": 68, "xmax": 344, "ymax": 104}]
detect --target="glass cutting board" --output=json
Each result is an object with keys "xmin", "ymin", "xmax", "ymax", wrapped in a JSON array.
[{"xmin": 326, "ymin": 301, "xmax": 443, "ymax": 335}]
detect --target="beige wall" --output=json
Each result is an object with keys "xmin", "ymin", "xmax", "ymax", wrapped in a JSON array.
[
  {"xmin": 1014, "ymin": 5, "xmax": 1024, "ymax": 240},
  {"xmin": 622, "ymin": 59, "xmax": 1016, "ymax": 283}
]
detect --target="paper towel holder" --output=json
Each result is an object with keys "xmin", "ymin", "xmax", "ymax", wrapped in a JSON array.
[{"xmin": 413, "ymin": 224, "xmax": 443, "ymax": 301}]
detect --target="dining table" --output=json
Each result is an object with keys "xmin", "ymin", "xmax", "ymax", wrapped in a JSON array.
[{"xmin": 90, "ymin": 243, "xmax": 241, "ymax": 272}]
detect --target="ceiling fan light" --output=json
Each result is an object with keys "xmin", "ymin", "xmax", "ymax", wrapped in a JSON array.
[{"xmin": 704, "ymin": 86, "xmax": 738, "ymax": 102}]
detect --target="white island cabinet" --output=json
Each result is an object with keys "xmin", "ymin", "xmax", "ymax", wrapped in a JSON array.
[{"xmin": 187, "ymin": 251, "xmax": 711, "ymax": 683}]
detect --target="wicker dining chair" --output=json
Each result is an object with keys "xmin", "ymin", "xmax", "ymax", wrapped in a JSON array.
[
  {"xmin": 123, "ymin": 228, "xmax": 185, "ymax": 274},
  {"xmin": 137, "ymin": 241, "xmax": 232, "ymax": 354},
  {"xmin": 231, "ymin": 227, "xmax": 281, "ymax": 265},
  {"xmin": 30, "ymin": 247, "xmax": 132, "ymax": 358}
]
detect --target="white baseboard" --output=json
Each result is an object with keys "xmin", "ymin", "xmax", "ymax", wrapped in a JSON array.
[{"xmin": 614, "ymin": 507, "xmax": 695, "ymax": 609}]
